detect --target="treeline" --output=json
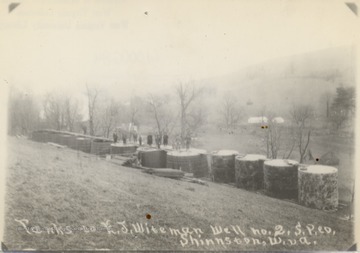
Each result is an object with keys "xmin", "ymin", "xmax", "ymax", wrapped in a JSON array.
[
  {"xmin": 261, "ymin": 85, "xmax": 355, "ymax": 162},
  {"xmin": 8, "ymin": 89, "xmax": 85, "ymax": 136},
  {"xmin": 328, "ymin": 86, "xmax": 355, "ymax": 130},
  {"xmin": 7, "ymin": 83, "xmax": 355, "ymax": 143},
  {"xmin": 8, "ymin": 83, "xmax": 210, "ymax": 142}
]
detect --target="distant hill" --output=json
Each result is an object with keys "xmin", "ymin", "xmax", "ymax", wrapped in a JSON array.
[{"xmin": 201, "ymin": 46, "xmax": 355, "ymax": 122}]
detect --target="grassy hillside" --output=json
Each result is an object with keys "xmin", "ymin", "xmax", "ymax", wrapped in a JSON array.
[{"xmin": 3, "ymin": 137, "xmax": 355, "ymax": 251}]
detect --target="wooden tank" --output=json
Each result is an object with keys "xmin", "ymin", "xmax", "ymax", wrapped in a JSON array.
[
  {"xmin": 211, "ymin": 150, "xmax": 240, "ymax": 183},
  {"xmin": 137, "ymin": 147, "xmax": 167, "ymax": 168},
  {"xmin": 47, "ymin": 131, "xmax": 58, "ymax": 143},
  {"xmin": 90, "ymin": 139, "xmax": 111, "ymax": 155},
  {"xmin": 31, "ymin": 131, "xmax": 43, "ymax": 142},
  {"xmin": 111, "ymin": 143, "xmax": 138, "ymax": 155},
  {"xmin": 263, "ymin": 159, "xmax": 299, "ymax": 199},
  {"xmin": 298, "ymin": 165, "xmax": 338, "ymax": 210},
  {"xmin": 53, "ymin": 133, "xmax": 63, "ymax": 144},
  {"xmin": 166, "ymin": 150, "xmax": 202, "ymax": 174},
  {"xmin": 76, "ymin": 137, "xmax": 92, "ymax": 153},
  {"xmin": 59, "ymin": 135, "xmax": 71, "ymax": 146},
  {"xmin": 235, "ymin": 154, "xmax": 267, "ymax": 190},
  {"xmin": 67, "ymin": 135, "xmax": 79, "ymax": 149},
  {"xmin": 188, "ymin": 148, "xmax": 209, "ymax": 178}
]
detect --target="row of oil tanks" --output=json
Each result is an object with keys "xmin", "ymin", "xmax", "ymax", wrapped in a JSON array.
[
  {"xmin": 31, "ymin": 130, "xmax": 137, "ymax": 155},
  {"xmin": 31, "ymin": 130, "xmax": 338, "ymax": 211},
  {"xmin": 138, "ymin": 148, "xmax": 339, "ymax": 211}
]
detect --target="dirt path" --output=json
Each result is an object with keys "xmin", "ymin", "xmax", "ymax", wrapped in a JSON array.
[{"xmin": 3, "ymin": 137, "xmax": 355, "ymax": 251}]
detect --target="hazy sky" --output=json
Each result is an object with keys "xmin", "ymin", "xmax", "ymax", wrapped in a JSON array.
[{"xmin": 0, "ymin": 0, "xmax": 358, "ymax": 100}]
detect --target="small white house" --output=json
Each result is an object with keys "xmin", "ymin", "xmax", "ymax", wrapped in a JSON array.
[
  {"xmin": 247, "ymin": 117, "xmax": 268, "ymax": 124},
  {"xmin": 272, "ymin": 117, "xmax": 285, "ymax": 124}
]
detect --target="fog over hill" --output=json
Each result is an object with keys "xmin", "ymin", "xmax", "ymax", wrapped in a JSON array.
[
  {"xmin": 202, "ymin": 46, "xmax": 355, "ymax": 123},
  {"xmin": 6, "ymin": 45, "xmax": 355, "ymax": 126}
]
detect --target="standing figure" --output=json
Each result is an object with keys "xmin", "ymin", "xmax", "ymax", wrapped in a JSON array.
[
  {"xmin": 113, "ymin": 132, "xmax": 118, "ymax": 143},
  {"xmin": 163, "ymin": 134, "xmax": 169, "ymax": 146},
  {"xmin": 139, "ymin": 135, "xmax": 142, "ymax": 146},
  {"xmin": 185, "ymin": 133, "xmax": 191, "ymax": 150},
  {"xmin": 133, "ymin": 132, "xmax": 138, "ymax": 144},
  {"xmin": 82, "ymin": 125, "xmax": 87, "ymax": 135},
  {"xmin": 122, "ymin": 133, "xmax": 127, "ymax": 145},
  {"xmin": 175, "ymin": 135, "xmax": 181, "ymax": 151},
  {"xmin": 147, "ymin": 134, "xmax": 153, "ymax": 146},
  {"xmin": 171, "ymin": 138, "xmax": 176, "ymax": 150},
  {"xmin": 155, "ymin": 134, "xmax": 161, "ymax": 149}
]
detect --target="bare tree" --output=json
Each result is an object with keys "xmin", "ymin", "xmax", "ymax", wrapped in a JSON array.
[
  {"xmin": 259, "ymin": 111, "xmax": 283, "ymax": 159},
  {"xmin": 99, "ymin": 99, "xmax": 122, "ymax": 138},
  {"xmin": 128, "ymin": 96, "xmax": 144, "ymax": 127},
  {"xmin": 43, "ymin": 93, "xmax": 66, "ymax": 131},
  {"xmin": 175, "ymin": 82, "xmax": 203, "ymax": 141},
  {"xmin": 220, "ymin": 94, "xmax": 242, "ymax": 130},
  {"xmin": 187, "ymin": 107, "xmax": 207, "ymax": 135},
  {"xmin": 42, "ymin": 93, "xmax": 83, "ymax": 132},
  {"xmin": 64, "ymin": 97, "xmax": 82, "ymax": 132},
  {"xmin": 86, "ymin": 84, "xmax": 99, "ymax": 136},
  {"xmin": 289, "ymin": 104, "xmax": 314, "ymax": 163},
  {"xmin": 264, "ymin": 116, "xmax": 282, "ymax": 159},
  {"xmin": 8, "ymin": 89, "xmax": 40, "ymax": 135},
  {"xmin": 147, "ymin": 94, "xmax": 174, "ymax": 137},
  {"xmin": 323, "ymin": 91, "xmax": 332, "ymax": 119},
  {"xmin": 329, "ymin": 86, "xmax": 355, "ymax": 130},
  {"xmin": 283, "ymin": 126, "xmax": 297, "ymax": 159}
]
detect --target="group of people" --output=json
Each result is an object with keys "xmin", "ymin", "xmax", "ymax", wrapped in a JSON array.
[
  {"xmin": 171, "ymin": 133, "xmax": 192, "ymax": 151},
  {"xmin": 112, "ymin": 131, "xmax": 192, "ymax": 150},
  {"xmin": 146, "ymin": 134, "xmax": 169, "ymax": 148},
  {"xmin": 112, "ymin": 132, "xmax": 140, "ymax": 145}
]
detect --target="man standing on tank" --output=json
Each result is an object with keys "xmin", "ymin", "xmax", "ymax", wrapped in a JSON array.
[
  {"xmin": 185, "ymin": 132, "xmax": 191, "ymax": 150},
  {"xmin": 147, "ymin": 134, "xmax": 153, "ymax": 146},
  {"xmin": 113, "ymin": 132, "xmax": 118, "ymax": 143},
  {"xmin": 163, "ymin": 133, "xmax": 169, "ymax": 146}
]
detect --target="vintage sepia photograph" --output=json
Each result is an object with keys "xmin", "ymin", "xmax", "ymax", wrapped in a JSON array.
[{"xmin": 0, "ymin": 0, "xmax": 358, "ymax": 251}]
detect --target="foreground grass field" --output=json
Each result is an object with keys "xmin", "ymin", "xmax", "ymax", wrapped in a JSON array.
[{"xmin": 3, "ymin": 137, "xmax": 355, "ymax": 251}]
